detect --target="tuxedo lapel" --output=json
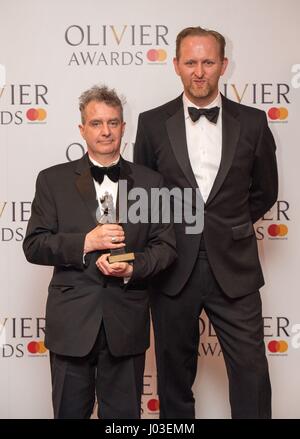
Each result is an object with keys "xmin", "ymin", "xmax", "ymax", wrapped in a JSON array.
[
  {"xmin": 117, "ymin": 158, "xmax": 136, "ymax": 248},
  {"xmin": 166, "ymin": 98, "xmax": 198, "ymax": 190},
  {"xmin": 119, "ymin": 157, "xmax": 134, "ymax": 192},
  {"xmin": 117, "ymin": 157, "xmax": 134, "ymax": 222},
  {"xmin": 75, "ymin": 154, "xmax": 98, "ymax": 225},
  {"xmin": 206, "ymin": 95, "xmax": 240, "ymax": 206}
]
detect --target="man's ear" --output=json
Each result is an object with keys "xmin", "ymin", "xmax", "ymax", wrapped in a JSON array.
[
  {"xmin": 79, "ymin": 124, "xmax": 85, "ymax": 139},
  {"xmin": 121, "ymin": 121, "xmax": 126, "ymax": 137},
  {"xmin": 221, "ymin": 57, "xmax": 228, "ymax": 76},
  {"xmin": 173, "ymin": 57, "xmax": 180, "ymax": 76}
]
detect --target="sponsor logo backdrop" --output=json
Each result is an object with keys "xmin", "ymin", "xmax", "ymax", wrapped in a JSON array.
[{"xmin": 1, "ymin": 0, "xmax": 299, "ymax": 418}]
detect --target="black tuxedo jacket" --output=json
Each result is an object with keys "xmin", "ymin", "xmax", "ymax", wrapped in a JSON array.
[
  {"xmin": 23, "ymin": 155, "xmax": 176, "ymax": 357},
  {"xmin": 134, "ymin": 94, "xmax": 278, "ymax": 298}
]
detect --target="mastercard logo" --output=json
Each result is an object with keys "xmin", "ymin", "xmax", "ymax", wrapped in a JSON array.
[
  {"xmin": 27, "ymin": 340, "xmax": 47, "ymax": 354},
  {"xmin": 147, "ymin": 49, "xmax": 167, "ymax": 62},
  {"xmin": 267, "ymin": 107, "xmax": 288, "ymax": 121},
  {"xmin": 268, "ymin": 224, "xmax": 288, "ymax": 237},
  {"xmin": 147, "ymin": 398, "xmax": 160, "ymax": 412},
  {"xmin": 267, "ymin": 340, "xmax": 288, "ymax": 353},
  {"xmin": 26, "ymin": 108, "xmax": 47, "ymax": 122}
]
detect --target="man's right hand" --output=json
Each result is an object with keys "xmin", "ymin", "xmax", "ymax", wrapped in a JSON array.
[{"xmin": 84, "ymin": 224, "xmax": 125, "ymax": 253}]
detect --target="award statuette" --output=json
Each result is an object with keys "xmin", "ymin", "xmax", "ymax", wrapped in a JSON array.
[{"xmin": 98, "ymin": 192, "xmax": 135, "ymax": 264}]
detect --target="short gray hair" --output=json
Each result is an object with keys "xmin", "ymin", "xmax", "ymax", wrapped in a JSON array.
[{"xmin": 79, "ymin": 85, "xmax": 124, "ymax": 124}]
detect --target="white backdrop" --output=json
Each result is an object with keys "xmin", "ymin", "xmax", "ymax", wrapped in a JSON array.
[{"xmin": 0, "ymin": 0, "xmax": 299, "ymax": 419}]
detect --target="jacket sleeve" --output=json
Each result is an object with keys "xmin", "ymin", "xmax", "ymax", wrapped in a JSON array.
[
  {"xmin": 23, "ymin": 171, "xmax": 86, "ymax": 270},
  {"xmin": 129, "ymin": 175, "xmax": 177, "ymax": 283},
  {"xmin": 249, "ymin": 112, "xmax": 278, "ymax": 223}
]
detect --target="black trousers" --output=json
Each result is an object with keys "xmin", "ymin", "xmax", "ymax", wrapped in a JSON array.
[
  {"xmin": 50, "ymin": 325, "xmax": 145, "ymax": 419},
  {"xmin": 151, "ymin": 247, "xmax": 271, "ymax": 419}
]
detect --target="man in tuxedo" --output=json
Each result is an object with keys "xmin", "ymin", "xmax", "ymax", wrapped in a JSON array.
[
  {"xmin": 23, "ymin": 85, "xmax": 176, "ymax": 419},
  {"xmin": 134, "ymin": 26, "xmax": 278, "ymax": 418}
]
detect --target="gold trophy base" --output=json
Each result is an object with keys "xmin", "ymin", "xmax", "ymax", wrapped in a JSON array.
[{"xmin": 108, "ymin": 252, "xmax": 135, "ymax": 264}]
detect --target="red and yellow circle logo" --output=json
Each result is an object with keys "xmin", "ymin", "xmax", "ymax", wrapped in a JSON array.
[
  {"xmin": 26, "ymin": 108, "xmax": 47, "ymax": 122},
  {"xmin": 267, "ymin": 340, "xmax": 288, "ymax": 353},
  {"xmin": 27, "ymin": 340, "xmax": 47, "ymax": 354},
  {"xmin": 268, "ymin": 107, "xmax": 288, "ymax": 121},
  {"xmin": 268, "ymin": 224, "xmax": 288, "ymax": 237},
  {"xmin": 147, "ymin": 49, "xmax": 167, "ymax": 62}
]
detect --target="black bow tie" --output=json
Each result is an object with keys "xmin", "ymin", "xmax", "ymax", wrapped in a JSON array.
[
  {"xmin": 188, "ymin": 106, "xmax": 220, "ymax": 124},
  {"xmin": 90, "ymin": 163, "xmax": 120, "ymax": 185}
]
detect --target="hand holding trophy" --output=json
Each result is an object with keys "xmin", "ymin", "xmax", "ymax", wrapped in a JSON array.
[{"xmin": 98, "ymin": 191, "xmax": 135, "ymax": 264}]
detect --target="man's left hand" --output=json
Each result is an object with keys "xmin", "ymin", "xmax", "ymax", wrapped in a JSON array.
[{"xmin": 96, "ymin": 253, "xmax": 133, "ymax": 278}]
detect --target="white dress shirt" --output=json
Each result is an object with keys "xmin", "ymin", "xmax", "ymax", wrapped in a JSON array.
[
  {"xmin": 183, "ymin": 93, "xmax": 222, "ymax": 203},
  {"xmin": 88, "ymin": 155, "xmax": 131, "ymax": 282},
  {"xmin": 89, "ymin": 155, "xmax": 119, "ymax": 218}
]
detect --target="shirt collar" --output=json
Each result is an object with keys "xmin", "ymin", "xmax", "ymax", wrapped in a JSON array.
[{"xmin": 88, "ymin": 154, "xmax": 120, "ymax": 168}]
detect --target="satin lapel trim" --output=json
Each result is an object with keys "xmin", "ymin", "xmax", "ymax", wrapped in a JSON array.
[
  {"xmin": 206, "ymin": 99, "xmax": 240, "ymax": 206},
  {"xmin": 117, "ymin": 158, "xmax": 135, "ymax": 243},
  {"xmin": 75, "ymin": 157, "xmax": 98, "ymax": 225},
  {"xmin": 166, "ymin": 106, "xmax": 198, "ymax": 189}
]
